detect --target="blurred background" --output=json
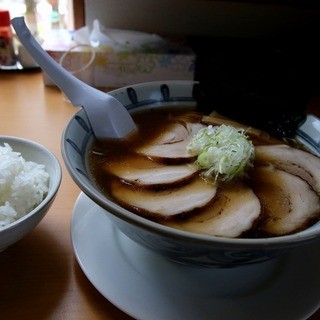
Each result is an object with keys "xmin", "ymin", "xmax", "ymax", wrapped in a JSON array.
[
  {"xmin": 0, "ymin": 0, "xmax": 73, "ymax": 40},
  {"xmin": 1, "ymin": 0, "xmax": 319, "ymax": 134}
]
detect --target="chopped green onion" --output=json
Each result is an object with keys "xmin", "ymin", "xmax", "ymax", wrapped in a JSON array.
[{"xmin": 187, "ymin": 124, "xmax": 255, "ymax": 181}]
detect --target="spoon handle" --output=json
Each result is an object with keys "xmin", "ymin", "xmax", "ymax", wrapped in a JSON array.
[
  {"xmin": 11, "ymin": 17, "xmax": 94, "ymax": 106},
  {"xmin": 12, "ymin": 17, "xmax": 138, "ymax": 140}
]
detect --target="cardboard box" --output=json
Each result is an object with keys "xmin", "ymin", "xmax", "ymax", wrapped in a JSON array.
[{"xmin": 42, "ymin": 30, "xmax": 195, "ymax": 88}]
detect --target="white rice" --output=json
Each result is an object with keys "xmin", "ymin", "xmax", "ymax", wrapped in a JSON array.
[{"xmin": 0, "ymin": 143, "xmax": 49, "ymax": 229}]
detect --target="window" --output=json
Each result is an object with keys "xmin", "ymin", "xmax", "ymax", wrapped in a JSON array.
[{"xmin": 0, "ymin": 0, "xmax": 75, "ymax": 39}]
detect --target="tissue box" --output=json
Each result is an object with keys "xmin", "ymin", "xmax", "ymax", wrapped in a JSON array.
[{"xmin": 42, "ymin": 31, "xmax": 195, "ymax": 88}]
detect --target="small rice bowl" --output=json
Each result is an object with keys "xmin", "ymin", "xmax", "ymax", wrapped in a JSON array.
[{"xmin": 0, "ymin": 143, "xmax": 49, "ymax": 229}]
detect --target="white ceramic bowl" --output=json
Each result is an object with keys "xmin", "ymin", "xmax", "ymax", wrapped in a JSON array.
[
  {"xmin": 0, "ymin": 136, "xmax": 61, "ymax": 251},
  {"xmin": 62, "ymin": 80, "xmax": 320, "ymax": 267}
]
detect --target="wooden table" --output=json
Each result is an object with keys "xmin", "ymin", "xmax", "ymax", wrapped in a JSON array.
[
  {"xmin": 0, "ymin": 71, "xmax": 133, "ymax": 320},
  {"xmin": 0, "ymin": 71, "xmax": 319, "ymax": 320}
]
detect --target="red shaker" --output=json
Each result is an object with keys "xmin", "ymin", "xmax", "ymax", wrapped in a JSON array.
[{"xmin": 0, "ymin": 10, "xmax": 16, "ymax": 67}]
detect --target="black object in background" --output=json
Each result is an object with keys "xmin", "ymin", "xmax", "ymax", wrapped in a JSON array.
[{"xmin": 190, "ymin": 37, "xmax": 320, "ymax": 138}]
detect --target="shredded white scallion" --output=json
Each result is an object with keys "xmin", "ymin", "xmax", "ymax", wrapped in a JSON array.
[{"xmin": 187, "ymin": 124, "xmax": 255, "ymax": 181}]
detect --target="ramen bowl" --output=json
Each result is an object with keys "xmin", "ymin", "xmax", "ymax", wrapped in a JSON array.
[{"xmin": 61, "ymin": 80, "xmax": 320, "ymax": 268}]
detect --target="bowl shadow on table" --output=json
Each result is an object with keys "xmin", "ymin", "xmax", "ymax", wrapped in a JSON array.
[
  {"xmin": 0, "ymin": 227, "xmax": 70, "ymax": 319},
  {"xmin": 73, "ymin": 258, "xmax": 134, "ymax": 320}
]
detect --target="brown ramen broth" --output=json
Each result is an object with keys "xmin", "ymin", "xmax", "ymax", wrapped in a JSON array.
[{"xmin": 87, "ymin": 107, "xmax": 320, "ymax": 239}]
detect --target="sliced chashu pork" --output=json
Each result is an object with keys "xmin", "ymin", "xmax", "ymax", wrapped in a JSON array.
[
  {"xmin": 105, "ymin": 156, "xmax": 198, "ymax": 187},
  {"xmin": 111, "ymin": 177, "xmax": 217, "ymax": 218},
  {"xmin": 136, "ymin": 122, "xmax": 205, "ymax": 163},
  {"xmin": 164, "ymin": 181, "xmax": 261, "ymax": 238},
  {"xmin": 250, "ymin": 165, "xmax": 320, "ymax": 236},
  {"xmin": 201, "ymin": 114, "xmax": 281, "ymax": 145},
  {"xmin": 255, "ymin": 144, "xmax": 320, "ymax": 196}
]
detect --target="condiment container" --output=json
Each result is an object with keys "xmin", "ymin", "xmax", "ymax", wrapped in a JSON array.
[{"xmin": 0, "ymin": 10, "xmax": 16, "ymax": 67}]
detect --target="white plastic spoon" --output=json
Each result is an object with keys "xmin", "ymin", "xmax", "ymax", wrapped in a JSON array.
[{"xmin": 11, "ymin": 17, "xmax": 137, "ymax": 140}]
